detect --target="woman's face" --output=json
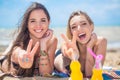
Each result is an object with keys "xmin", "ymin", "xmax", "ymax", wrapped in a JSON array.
[
  {"xmin": 70, "ymin": 15, "xmax": 93, "ymax": 44},
  {"xmin": 28, "ymin": 9, "xmax": 49, "ymax": 40}
]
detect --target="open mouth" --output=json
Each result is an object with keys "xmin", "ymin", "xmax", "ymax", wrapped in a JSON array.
[
  {"xmin": 34, "ymin": 29, "xmax": 42, "ymax": 33},
  {"xmin": 78, "ymin": 33, "xmax": 86, "ymax": 40}
]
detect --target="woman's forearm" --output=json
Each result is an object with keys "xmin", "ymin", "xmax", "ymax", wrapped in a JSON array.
[
  {"xmin": 85, "ymin": 51, "xmax": 95, "ymax": 77},
  {"xmin": 11, "ymin": 47, "xmax": 22, "ymax": 64},
  {"xmin": 39, "ymin": 51, "xmax": 53, "ymax": 76}
]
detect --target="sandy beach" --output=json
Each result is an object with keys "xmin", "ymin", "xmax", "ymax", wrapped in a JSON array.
[
  {"xmin": 0, "ymin": 26, "xmax": 120, "ymax": 80},
  {"xmin": 0, "ymin": 26, "xmax": 120, "ymax": 69}
]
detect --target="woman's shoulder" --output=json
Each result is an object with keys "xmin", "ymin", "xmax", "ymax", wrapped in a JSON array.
[
  {"xmin": 47, "ymin": 35, "xmax": 58, "ymax": 49},
  {"xmin": 96, "ymin": 36, "xmax": 107, "ymax": 47},
  {"xmin": 97, "ymin": 36, "xmax": 107, "ymax": 43},
  {"xmin": 50, "ymin": 35, "xmax": 58, "ymax": 44}
]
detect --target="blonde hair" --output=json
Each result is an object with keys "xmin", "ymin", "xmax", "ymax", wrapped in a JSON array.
[{"xmin": 66, "ymin": 10, "xmax": 94, "ymax": 40}]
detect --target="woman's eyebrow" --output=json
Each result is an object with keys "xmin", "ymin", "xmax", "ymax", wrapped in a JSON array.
[
  {"xmin": 70, "ymin": 24, "xmax": 76, "ymax": 27},
  {"xmin": 80, "ymin": 20, "xmax": 87, "ymax": 23},
  {"xmin": 41, "ymin": 18, "xmax": 47, "ymax": 20},
  {"xmin": 29, "ymin": 18, "xmax": 36, "ymax": 21}
]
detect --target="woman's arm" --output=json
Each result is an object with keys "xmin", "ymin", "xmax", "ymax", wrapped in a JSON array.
[
  {"xmin": 11, "ymin": 40, "xmax": 39, "ymax": 69},
  {"xmin": 39, "ymin": 36, "xmax": 57, "ymax": 76},
  {"xmin": 11, "ymin": 47, "xmax": 23, "ymax": 64},
  {"xmin": 95, "ymin": 37, "xmax": 107, "ymax": 65},
  {"xmin": 48, "ymin": 37, "xmax": 58, "ymax": 71},
  {"xmin": 85, "ymin": 33, "xmax": 97, "ymax": 77},
  {"xmin": 85, "ymin": 36, "xmax": 107, "ymax": 77}
]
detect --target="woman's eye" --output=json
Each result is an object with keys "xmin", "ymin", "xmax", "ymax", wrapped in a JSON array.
[
  {"xmin": 42, "ymin": 19, "xmax": 46, "ymax": 22},
  {"xmin": 82, "ymin": 23, "xmax": 87, "ymax": 25},
  {"xmin": 41, "ymin": 19, "xmax": 47, "ymax": 23},
  {"xmin": 30, "ymin": 20, "xmax": 35, "ymax": 23},
  {"xmin": 71, "ymin": 26, "xmax": 77, "ymax": 29}
]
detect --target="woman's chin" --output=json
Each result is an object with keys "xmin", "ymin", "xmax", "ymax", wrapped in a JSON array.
[{"xmin": 77, "ymin": 39, "xmax": 88, "ymax": 45}]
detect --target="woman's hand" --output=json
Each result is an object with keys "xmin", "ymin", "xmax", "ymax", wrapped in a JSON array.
[
  {"xmin": 40, "ymin": 29, "xmax": 53, "ymax": 51},
  {"xmin": 86, "ymin": 33, "xmax": 97, "ymax": 48},
  {"xmin": 18, "ymin": 39, "xmax": 39, "ymax": 68},
  {"xmin": 61, "ymin": 31, "xmax": 79, "ymax": 60}
]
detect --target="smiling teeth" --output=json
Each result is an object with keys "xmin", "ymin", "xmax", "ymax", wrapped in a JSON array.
[
  {"xmin": 35, "ymin": 30, "xmax": 42, "ymax": 33},
  {"xmin": 79, "ymin": 33, "xmax": 85, "ymax": 36}
]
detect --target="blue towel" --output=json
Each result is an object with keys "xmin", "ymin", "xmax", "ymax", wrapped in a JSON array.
[
  {"xmin": 52, "ymin": 71, "xmax": 69, "ymax": 78},
  {"xmin": 103, "ymin": 70, "xmax": 120, "ymax": 79}
]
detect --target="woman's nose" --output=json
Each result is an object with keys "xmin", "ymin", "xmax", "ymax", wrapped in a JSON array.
[
  {"xmin": 37, "ymin": 22, "xmax": 42, "ymax": 26},
  {"xmin": 36, "ymin": 21, "xmax": 43, "ymax": 28},
  {"xmin": 77, "ymin": 25, "xmax": 81, "ymax": 30}
]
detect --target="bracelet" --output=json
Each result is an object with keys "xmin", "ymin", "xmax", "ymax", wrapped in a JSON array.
[
  {"xmin": 39, "ymin": 56, "xmax": 50, "ymax": 62},
  {"xmin": 40, "ymin": 50, "xmax": 48, "ymax": 56},
  {"xmin": 39, "ymin": 63, "xmax": 48, "ymax": 66}
]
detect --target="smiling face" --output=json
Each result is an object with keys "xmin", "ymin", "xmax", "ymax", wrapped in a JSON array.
[
  {"xmin": 28, "ymin": 9, "xmax": 50, "ymax": 40},
  {"xmin": 70, "ymin": 15, "xmax": 93, "ymax": 44}
]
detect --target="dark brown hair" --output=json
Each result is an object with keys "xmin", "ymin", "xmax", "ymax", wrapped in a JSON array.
[{"xmin": 6, "ymin": 2, "xmax": 50, "ymax": 77}]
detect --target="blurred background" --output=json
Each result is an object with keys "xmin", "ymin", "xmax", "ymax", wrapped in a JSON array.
[{"xmin": 0, "ymin": 0, "xmax": 120, "ymax": 50}]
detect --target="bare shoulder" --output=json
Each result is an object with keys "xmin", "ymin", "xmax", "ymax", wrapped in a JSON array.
[
  {"xmin": 97, "ymin": 36, "xmax": 107, "ymax": 45},
  {"xmin": 48, "ymin": 35, "xmax": 58, "ymax": 47},
  {"xmin": 50, "ymin": 35, "xmax": 58, "ymax": 44},
  {"xmin": 95, "ymin": 36, "xmax": 107, "ymax": 50}
]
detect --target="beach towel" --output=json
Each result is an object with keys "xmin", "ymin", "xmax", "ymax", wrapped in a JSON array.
[
  {"xmin": 103, "ymin": 70, "xmax": 120, "ymax": 79},
  {"xmin": 52, "ymin": 70, "xmax": 120, "ymax": 79}
]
